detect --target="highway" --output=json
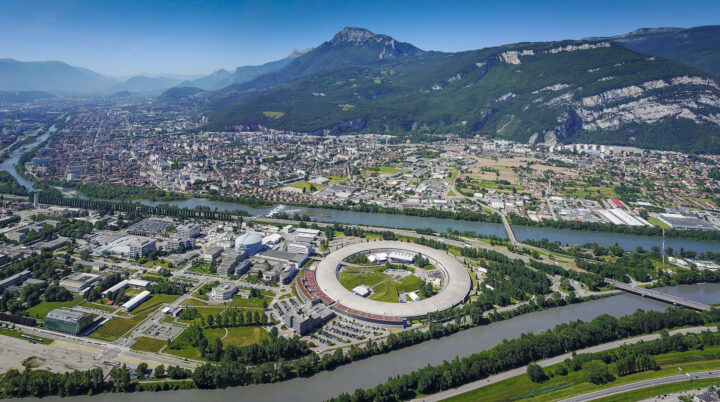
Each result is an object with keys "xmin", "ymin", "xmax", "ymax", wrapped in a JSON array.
[
  {"xmin": 559, "ymin": 371, "xmax": 720, "ymax": 401},
  {"xmin": 414, "ymin": 325, "xmax": 718, "ymax": 402}
]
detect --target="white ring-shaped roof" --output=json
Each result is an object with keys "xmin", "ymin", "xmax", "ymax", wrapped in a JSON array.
[{"xmin": 315, "ymin": 241, "xmax": 472, "ymax": 318}]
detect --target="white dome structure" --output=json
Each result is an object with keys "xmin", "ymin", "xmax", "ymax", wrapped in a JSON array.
[{"xmin": 235, "ymin": 232, "xmax": 263, "ymax": 256}]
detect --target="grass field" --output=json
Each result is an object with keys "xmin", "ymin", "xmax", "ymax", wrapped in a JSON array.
[
  {"xmin": 262, "ymin": 111, "xmax": 285, "ymax": 118},
  {"xmin": 339, "ymin": 270, "xmax": 388, "ymax": 291},
  {"xmin": 88, "ymin": 315, "xmax": 144, "ymax": 341},
  {"xmin": 0, "ymin": 327, "xmax": 52, "ymax": 344},
  {"xmin": 83, "ymin": 302, "xmax": 118, "ymax": 313},
  {"xmin": 362, "ymin": 165, "xmax": 409, "ymax": 177},
  {"xmin": 369, "ymin": 274, "xmax": 425, "ymax": 303},
  {"xmin": 446, "ymin": 346, "xmax": 720, "ymax": 402},
  {"xmin": 228, "ymin": 296, "xmax": 272, "ymax": 308},
  {"xmin": 165, "ymin": 345, "xmax": 202, "ymax": 360},
  {"xmin": 177, "ymin": 306, "xmax": 227, "ymax": 323},
  {"xmin": 25, "ymin": 297, "xmax": 83, "ymax": 319},
  {"xmin": 166, "ymin": 326, "xmax": 270, "ymax": 360},
  {"xmin": 182, "ymin": 298, "xmax": 210, "ymax": 306},
  {"xmin": 203, "ymin": 326, "xmax": 270, "ymax": 347},
  {"xmin": 88, "ymin": 294, "xmax": 177, "ymax": 341},
  {"xmin": 130, "ymin": 294, "xmax": 180, "ymax": 316},
  {"xmin": 289, "ymin": 181, "xmax": 326, "ymax": 192},
  {"xmin": 648, "ymin": 216, "xmax": 671, "ymax": 229},
  {"xmin": 132, "ymin": 336, "xmax": 166, "ymax": 353}
]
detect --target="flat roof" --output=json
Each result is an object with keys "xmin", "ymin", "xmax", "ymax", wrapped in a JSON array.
[{"xmin": 314, "ymin": 241, "xmax": 471, "ymax": 319}]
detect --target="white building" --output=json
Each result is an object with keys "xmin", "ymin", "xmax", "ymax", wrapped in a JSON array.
[
  {"xmin": 352, "ymin": 285, "xmax": 371, "ymax": 297},
  {"xmin": 176, "ymin": 224, "xmax": 201, "ymax": 238},
  {"xmin": 210, "ymin": 283, "xmax": 238, "ymax": 300},
  {"xmin": 262, "ymin": 233, "xmax": 284, "ymax": 246},
  {"xmin": 121, "ymin": 290, "xmax": 151, "ymax": 312}
]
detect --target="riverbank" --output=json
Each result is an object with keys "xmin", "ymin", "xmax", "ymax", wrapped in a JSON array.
[
  {"xmin": 420, "ymin": 324, "xmax": 720, "ymax": 401},
  {"xmin": 19, "ymin": 284, "xmax": 720, "ymax": 402}
]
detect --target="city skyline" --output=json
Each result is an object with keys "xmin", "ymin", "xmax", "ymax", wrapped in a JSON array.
[{"xmin": 1, "ymin": 0, "xmax": 719, "ymax": 76}]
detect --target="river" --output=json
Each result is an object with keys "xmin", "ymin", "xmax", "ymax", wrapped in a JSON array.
[
  {"xmin": 2, "ymin": 128, "xmax": 715, "ymax": 254},
  {"xmin": 0, "ymin": 124, "xmax": 54, "ymax": 192},
  {"xmin": 136, "ymin": 198, "xmax": 720, "ymax": 253},
  {"xmin": 29, "ymin": 282, "xmax": 720, "ymax": 402}
]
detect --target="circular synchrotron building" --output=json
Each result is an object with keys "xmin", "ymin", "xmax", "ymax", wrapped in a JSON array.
[{"xmin": 297, "ymin": 241, "xmax": 472, "ymax": 326}]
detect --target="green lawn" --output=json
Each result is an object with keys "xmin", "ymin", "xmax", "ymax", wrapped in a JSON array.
[
  {"xmin": 83, "ymin": 301, "xmax": 119, "ymax": 313},
  {"xmin": 288, "ymin": 181, "xmax": 325, "ymax": 192},
  {"xmin": 446, "ymin": 346, "xmax": 720, "ymax": 402},
  {"xmin": 25, "ymin": 297, "xmax": 83, "ymax": 319},
  {"xmin": 369, "ymin": 274, "xmax": 424, "ymax": 303},
  {"xmin": 648, "ymin": 216, "xmax": 671, "ymax": 229},
  {"xmin": 0, "ymin": 327, "xmax": 52, "ymax": 344},
  {"xmin": 177, "ymin": 306, "xmax": 227, "ymax": 323},
  {"xmin": 132, "ymin": 336, "xmax": 166, "ymax": 353},
  {"xmin": 165, "ymin": 345, "xmax": 202, "ymax": 360},
  {"xmin": 339, "ymin": 270, "xmax": 388, "ymax": 291},
  {"xmin": 262, "ymin": 111, "xmax": 285, "ymax": 118},
  {"xmin": 88, "ymin": 315, "xmax": 144, "ymax": 341},
  {"xmin": 130, "ymin": 294, "xmax": 180, "ymax": 316},
  {"xmin": 228, "ymin": 296, "xmax": 272, "ymax": 309},
  {"xmin": 362, "ymin": 165, "xmax": 409, "ymax": 177},
  {"xmin": 182, "ymin": 298, "xmax": 210, "ymax": 306},
  {"xmin": 203, "ymin": 326, "xmax": 270, "ymax": 347},
  {"xmin": 88, "ymin": 294, "xmax": 177, "ymax": 341}
]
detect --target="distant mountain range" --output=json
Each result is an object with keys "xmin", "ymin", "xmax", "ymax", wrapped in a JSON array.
[
  {"xmin": 202, "ymin": 26, "xmax": 720, "ymax": 153},
  {"xmin": 3, "ymin": 25, "xmax": 720, "ymax": 152},
  {"xmin": 0, "ymin": 58, "xmax": 117, "ymax": 94},
  {"xmin": 608, "ymin": 25, "xmax": 720, "ymax": 76},
  {"xmin": 0, "ymin": 90, "xmax": 55, "ymax": 103},
  {"xmin": 179, "ymin": 49, "xmax": 309, "ymax": 90}
]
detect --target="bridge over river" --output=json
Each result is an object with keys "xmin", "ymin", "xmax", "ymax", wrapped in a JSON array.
[{"xmin": 606, "ymin": 278, "xmax": 713, "ymax": 311}]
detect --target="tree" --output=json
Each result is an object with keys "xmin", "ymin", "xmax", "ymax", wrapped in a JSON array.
[
  {"xmin": 583, "ymin": 360, "xmax": 611, "ymax": 384},
  {"xmin": 110, "ymin": 364, "xmax": 131, "ymax": 392},
  {"xmin": 527, "ymin": 362, "xmax": 547, "ymax": 382},
  {"xmin": 136, "ymin": 362, "xmax": 148, "ymax": 378},
  {"xmin": 154, "ymin": 364, "xmax": 165, "ymax": 378}
]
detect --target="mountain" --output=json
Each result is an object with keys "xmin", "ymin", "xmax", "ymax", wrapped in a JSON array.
[
  {"xmin": 0, "ymin": 90, "xmax": 56, "ymax": 102},
  {"xmin": 157, "ymin": 87, "xmax": 206, "ymax": 103},
  {"xmin": 0, "ymin": 58, "xmax": 117, "ymax": 94},
  {"xmin": 219, "ymin": 27, "xmax": 423, "ymax": 94},
  {"xmin": 610, "ymin": 26, "xmax": 720, "ymax": 76},
  {"xmin": 207, "ymin": 27, "xmax": 720, "ymax": 153},
  {"xmin": 180, "ymin": 69, "xmax": 233, "ymax": 90},
  {"xmin": 179, "ymin": 50, "xmax": 308, "ymax": 91},
  {"xmin": 109, "ymin": 76, "xmax": 183, "ymax": 94}
]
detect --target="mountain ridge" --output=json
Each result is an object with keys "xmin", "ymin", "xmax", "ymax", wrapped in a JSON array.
[{"xmin": 205, "ymin": 28, "xmax": 720, "ymax": 153}]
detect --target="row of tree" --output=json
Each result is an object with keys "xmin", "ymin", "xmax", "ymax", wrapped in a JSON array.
[
  {"xmin": 509, "ymin": 214, "xmax": 720, "ymax": 241},
  {"xmin": 328, "ymin": 307, "xmax": 719, "ymax": 401}
]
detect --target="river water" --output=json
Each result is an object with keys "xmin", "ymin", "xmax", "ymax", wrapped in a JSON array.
[
  {"xmin": 28, "ymin": 282, "xmax": 720, "ymax": 402},
  {"xmin": 2, "ymin": 128, "xmax": 716, "ymax": 254},
  {"xmin": 0, "ymin": 124, "xmax": 54, "ymax": 192},
  {"xmin": 136, "ymin": 198, "xmax": 720, "ymax": 253}
]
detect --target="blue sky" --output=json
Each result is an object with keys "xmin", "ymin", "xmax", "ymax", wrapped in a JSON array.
[{"xmin": 1, "ymin": 0, "xmax": 718, "ymax": 77}]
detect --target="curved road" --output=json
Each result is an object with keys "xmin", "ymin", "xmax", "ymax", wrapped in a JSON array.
[{"xmin": 560, "ymin": 371, "xmax": 720, "ymax": 401}]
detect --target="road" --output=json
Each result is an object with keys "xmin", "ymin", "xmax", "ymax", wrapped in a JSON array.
[
  {"xmin": 414, "ymin": 325, "xmax": 718, "ymax": 402},
  {"xmin": 560, "ymin": 371, "xmax": 720, "ymax": 401},
  {"xmin": 499, "ymin": 211, "xmax": 518, "ymax": 246},
  {"xmin": 606, "ymin": 278, "xmax": 712, "ymax": 311}
]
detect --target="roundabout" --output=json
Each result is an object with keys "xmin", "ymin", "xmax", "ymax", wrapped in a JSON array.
[{"xmin": 300, "ymin": 240, "xmax": 472, "ymax": 325}]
